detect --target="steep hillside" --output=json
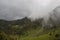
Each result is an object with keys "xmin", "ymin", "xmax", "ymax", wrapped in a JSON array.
[{"xmin": 0, "ymin": 6, "xmax": 60, "ymax": 40}]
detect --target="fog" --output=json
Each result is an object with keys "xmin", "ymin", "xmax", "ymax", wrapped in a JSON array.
[{"xmin": 0, "ymin": 0, "xmax": 60, "ymax": 20}]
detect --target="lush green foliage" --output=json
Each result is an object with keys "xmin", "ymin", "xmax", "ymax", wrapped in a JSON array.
[{"xmin": 0, "ymin": 17, "xmax": 60, "ymax": 40}]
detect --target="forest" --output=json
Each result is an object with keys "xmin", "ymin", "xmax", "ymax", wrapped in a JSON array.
[{"xmin": 0, "ymin": 6, "xmax": 60, "ymax": 40}]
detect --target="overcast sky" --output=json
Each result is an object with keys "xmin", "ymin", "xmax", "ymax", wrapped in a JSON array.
[{"xmin": 0, "ymin": 0, "xmax": 60, "ymax": 20}]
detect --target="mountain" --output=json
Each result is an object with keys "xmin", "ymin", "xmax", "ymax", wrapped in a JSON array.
[{"xmin": 0, "ymin": 6, "xmax": 60, "ymax": 40}]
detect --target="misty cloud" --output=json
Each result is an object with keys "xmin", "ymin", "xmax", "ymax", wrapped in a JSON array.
[{"xmin": 0, "ymin": 0, "xmax": 60, "ymax": 20}]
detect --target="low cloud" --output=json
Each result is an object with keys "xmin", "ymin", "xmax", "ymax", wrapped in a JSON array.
[{"xmin": 0, "ymin": 0, "xmax": 60, "ymax": 20}]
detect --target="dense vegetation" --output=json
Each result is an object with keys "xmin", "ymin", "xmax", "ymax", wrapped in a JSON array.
[{"xmin": 0, "ymin": 6, "xmax": 60, "ymax": 40}]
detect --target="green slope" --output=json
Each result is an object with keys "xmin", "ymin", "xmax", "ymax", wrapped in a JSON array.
[{"xmin": 20, "ymin": 28, "xmax": 60, "ymax": 40}]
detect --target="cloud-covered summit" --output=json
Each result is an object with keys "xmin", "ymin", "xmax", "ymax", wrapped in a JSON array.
[{"xmin": 0, "ymin": 0, "xmax": 60, "ymax": 20}]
